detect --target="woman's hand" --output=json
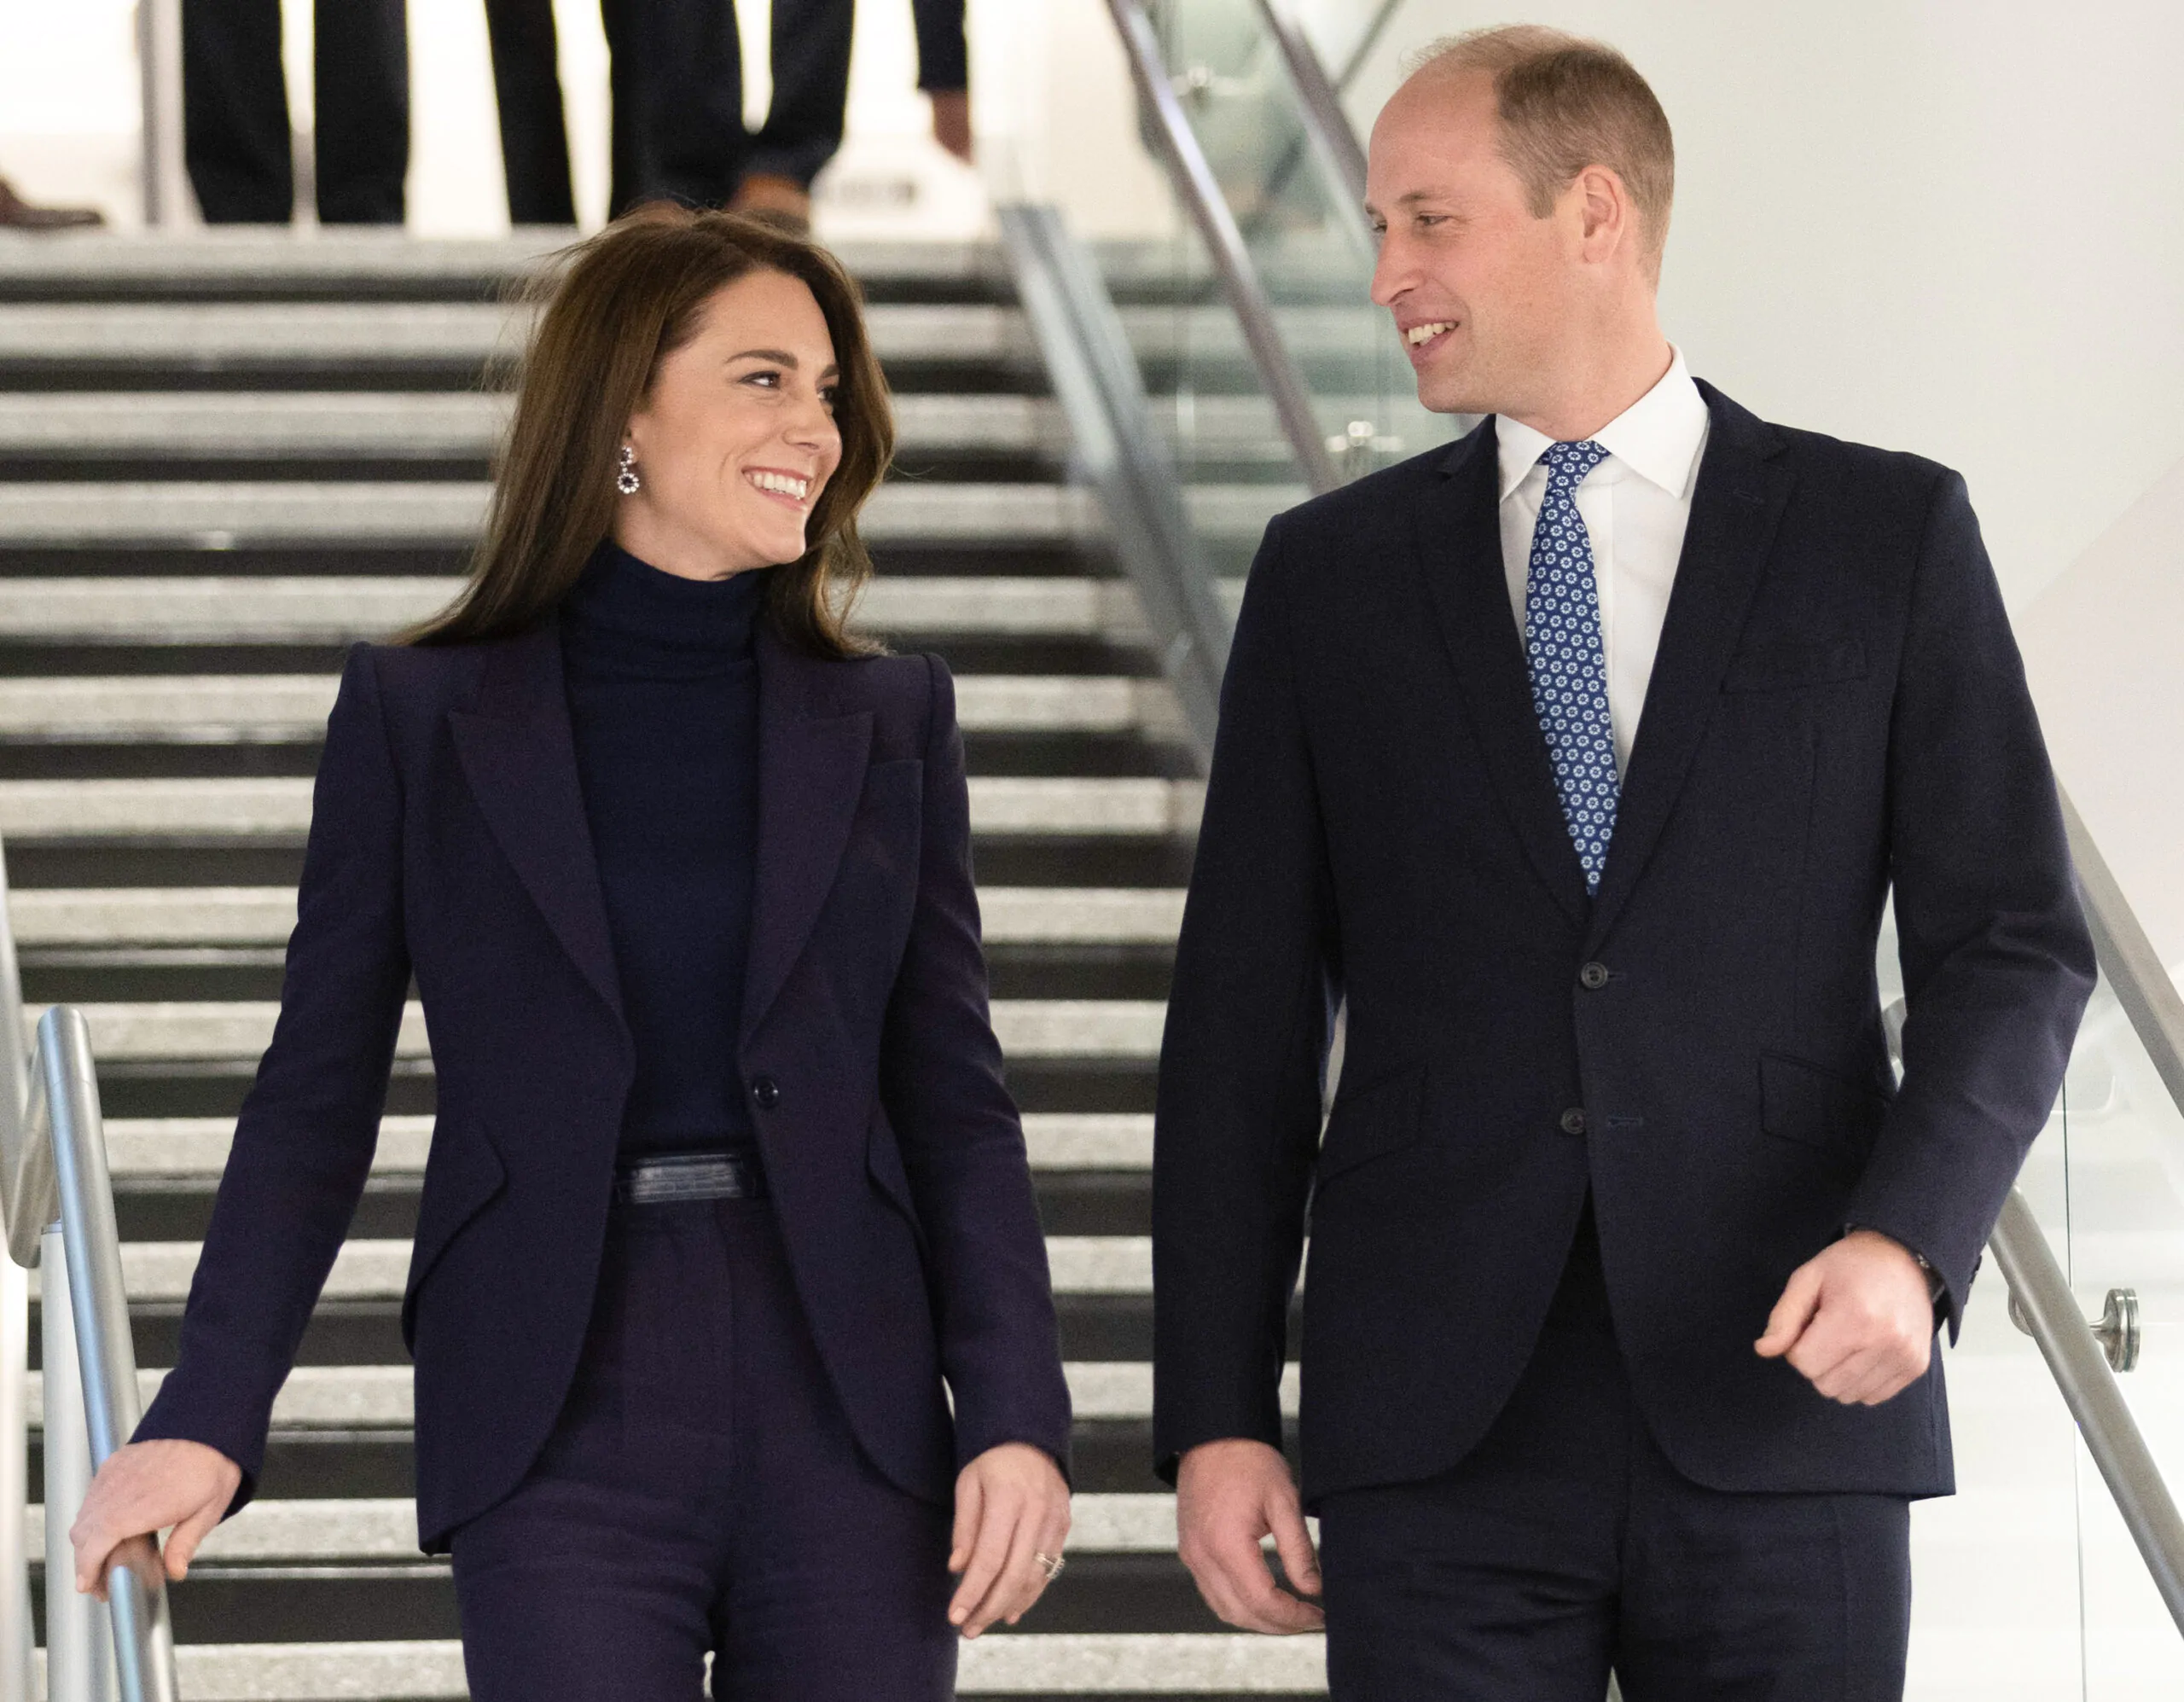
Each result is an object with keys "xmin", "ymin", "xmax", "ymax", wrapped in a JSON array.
[
  {"xmin": 947, "ymin": 1441, "xmax": 1069, "ymax": 1637},
  {"xmin": 71, "ymin": 1438, "xmax": 241, "ymax": 1600}
]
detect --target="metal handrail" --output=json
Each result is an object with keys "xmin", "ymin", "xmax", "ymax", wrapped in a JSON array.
[
  {"xmin": 999, "ymin": 205, "xmax": 1229, "ymax": 769},
  {"xmin": 1989, "ymin": 1189, "xmax": 2184, "ymax": 1631},
  {"xmin": 1252, "ymin": 0, "xmax": 1368, "ymax": 211},
  {"xmin": 2060, "ymin": 788, "xmax": 2184, "ymax": 1119},
  {"xmin": 1103, "ymin": 0, "xmax": 1341, "ymax": 494},
  {"xmin": 0, "ymin": 842, "xmax": 181, "ymax": 1702}
]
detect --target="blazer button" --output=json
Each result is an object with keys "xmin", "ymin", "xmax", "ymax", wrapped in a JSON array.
[
  {"xmin": 752, "ymin": 1076, "xmax": 781, "ymax": 1110},
  {"xmin": 1579, "ymin": 961, "xmax": 1612, "ymax": 990},
  {"xmin": 1560, "ymin": 1108, "xmax": 1588, "ymax": 1136}
]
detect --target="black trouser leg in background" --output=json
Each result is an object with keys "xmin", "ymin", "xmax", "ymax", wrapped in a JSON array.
[
  {"xmin": 599, "ymin": 0, "xmax": 747, "ymax": 215},
  {"xmin": 182, "ymin": 0, "xmax": 293, "ymax": 222},
  {"xmin": 748, "ymin": 0, "xmax": 852, "ymax": 190},
  {"xmin": 483, "ymin": 0, "xmax": 577, "ymax": 224},
  {"xmin": 312, "ymin": 0, "xmax": 409, "ymax": 222}
]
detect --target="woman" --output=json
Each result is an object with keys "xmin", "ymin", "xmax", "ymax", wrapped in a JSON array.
[{"xmin": 70, "ymin": 206, "xmax": 1073, "ymax": 1698}]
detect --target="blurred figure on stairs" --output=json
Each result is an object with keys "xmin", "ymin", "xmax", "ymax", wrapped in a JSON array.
[
  {"xmin": 482, "ymin": 0, "xmax": 973, "ymax": 233},
  {"xmin": 183, "ymin": 0, "xmax": 410, "ymax": 223}
]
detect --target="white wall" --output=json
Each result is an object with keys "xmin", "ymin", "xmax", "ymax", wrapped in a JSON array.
[{"xmin": 1343, "ymin": 0, "xmax": 2184, "ymax": 612}]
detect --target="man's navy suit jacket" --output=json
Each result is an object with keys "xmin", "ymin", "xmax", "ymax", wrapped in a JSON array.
[
  {"xmin": 134, "ymin": 619, "xmax": 1072, "ymax": 1550},
  {"xmin": 1153, "ymin": 384, "xmax": 2096, "ymax": 1505}
]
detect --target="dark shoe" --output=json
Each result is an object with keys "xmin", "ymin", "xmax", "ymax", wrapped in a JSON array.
[{"xmin": 0, "ymin": 178, "xmax": 105, "ymax": 229}]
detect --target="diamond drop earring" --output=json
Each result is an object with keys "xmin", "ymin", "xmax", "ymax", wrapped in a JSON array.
[{"xmin": 615, "ymin": 445, "xmax": 642, "ymax": 496}]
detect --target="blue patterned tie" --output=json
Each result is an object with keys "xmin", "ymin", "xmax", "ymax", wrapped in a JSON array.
[{"xmin": 1525, "ymin": 439, "xmax": 1618, "ymax": 895}]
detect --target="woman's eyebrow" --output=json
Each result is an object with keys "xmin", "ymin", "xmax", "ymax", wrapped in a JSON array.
[{"xmin": 727, "ymin": 346, "xmax": 800, "ymax": 366}]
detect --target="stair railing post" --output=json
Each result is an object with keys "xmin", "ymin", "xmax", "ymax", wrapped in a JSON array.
[
  {"xmin": 136, "ymin": 0, "xmax": 190, "ymax": 227},
  {"xmin": 45, "ymin": 1009, "xmax": 177, "ymax": 1702},
  {"xmin": 42, "ymin": 1220, "xmax": 114, "ymax": 1702}
]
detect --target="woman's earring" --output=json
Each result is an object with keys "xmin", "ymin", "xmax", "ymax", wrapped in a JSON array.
[{"xmin": 615, "ymin": 445, "xmax": 642, "ymax": 496}]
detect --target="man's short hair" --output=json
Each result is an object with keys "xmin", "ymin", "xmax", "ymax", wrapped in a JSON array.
[{"xmin": 1407, "ymin": 26, "xmax": 1675, "ymax": 275}]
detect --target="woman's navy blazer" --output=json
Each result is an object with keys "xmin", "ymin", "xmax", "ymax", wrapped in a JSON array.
[{"xmin": 133, "ymin": 618, "xmax": 1072, "ymax": 1550}]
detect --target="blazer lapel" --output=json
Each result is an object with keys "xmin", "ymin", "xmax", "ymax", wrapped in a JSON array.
[
  {"xmin": 1413, "ymin": 418, "xmax": 1592, "ymax": 926},
  {"xmin": 1586, "ymin": 385, "xmax": 1794, "ymax": 944},
  {"xmin": 447, "ymin": 622, "xmax": 625, "ymax": 1021},
  {"xmin": 741, "ymin": 626, "xmax": 874, "ymax": 1043}
]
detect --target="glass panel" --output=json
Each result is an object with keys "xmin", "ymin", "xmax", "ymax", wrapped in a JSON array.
[
  {"xmin": 1880, "ymin": 911, "xmax": 2089, "ymax": 1699},
  {"xmin": 2056, "ymin": 967, "xmax": 2184, "ymax": 1698},
  {"xmin": 1097, "ymin": 0, "xmax": 1460, "ymax": 594}
]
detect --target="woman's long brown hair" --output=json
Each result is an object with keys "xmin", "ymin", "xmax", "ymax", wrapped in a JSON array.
[{"xmin": 404, "ymin": 205, "xmax": 893, "ymax": 656}]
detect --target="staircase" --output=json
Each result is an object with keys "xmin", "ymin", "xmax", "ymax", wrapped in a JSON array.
[{"xmin": 0, "ymin": 229, "xmax": 1319, "ymax": 1699}]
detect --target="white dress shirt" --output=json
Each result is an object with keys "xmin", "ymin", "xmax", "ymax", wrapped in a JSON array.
[{"xmin": 1496, "ymin": 346, "xmax": 1711, "ymax": 775}]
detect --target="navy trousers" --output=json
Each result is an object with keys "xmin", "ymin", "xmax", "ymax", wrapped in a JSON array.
[
  {"xmin": 450, "ymin": 1195, "xmax": 957, "ymax": 1700},
  {"xmin": 1317, "ymin": 1209, "xmax": 1914, "ymax": 1701}
]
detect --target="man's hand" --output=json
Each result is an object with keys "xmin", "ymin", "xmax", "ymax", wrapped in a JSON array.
[
  {"xmin": 71, "ymin": 1438, "xmax": 241, "ymax": 1600},
  {"xmin": 948, "ymin": 1442, "xmax": 1071, "ymax": 1638},
  {"xmin": 1755, "ymin": 1229, "xmax": 1937, "ymax": 1405},
  {"xmin": 930, "ymin": 90, "xmax": 973, "ymax": 162},
  {"xmin": 1176, "ymin": 1438, "xmax": 1323, "ymax": 1634}
]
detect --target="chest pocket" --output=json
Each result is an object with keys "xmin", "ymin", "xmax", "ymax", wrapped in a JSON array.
[{"xmin": 1722, "ymin": 637, "xmax": 1867, "ymax": 693}]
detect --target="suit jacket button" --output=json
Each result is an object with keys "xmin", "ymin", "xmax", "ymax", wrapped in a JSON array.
[
  {"xmin": 1579, "ymin": 961, "xmax": 1611, "ymax": 990},
  {"xmin": 752, "ymin": 1076, "xmax": 781, "ymax": 1110},
  {"xmin": 1560, "ymin": 1107, "xmax": 1588, "ymax": 1136}
]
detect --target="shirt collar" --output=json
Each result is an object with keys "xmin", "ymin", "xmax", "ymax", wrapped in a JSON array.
[{"xmin": 1495, "ymin": 346, "xmax": 1710, "ymax": 503}]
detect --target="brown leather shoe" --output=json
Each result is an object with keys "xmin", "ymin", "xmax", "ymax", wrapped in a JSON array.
[
  {"xmin": 729, "ymin": 173, "xmax": 811, "ymax": 238},
  {"xmin": 0, "ymin": 177, "xmax": 105, "ymax": 229}
]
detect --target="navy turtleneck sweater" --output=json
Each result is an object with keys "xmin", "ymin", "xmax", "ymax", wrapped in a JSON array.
[{"xmin": 561, "ymin": 541, "xmax": 768, "ymax": 1156}]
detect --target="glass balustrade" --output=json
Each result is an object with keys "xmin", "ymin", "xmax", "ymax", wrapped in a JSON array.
[
  {"xmin": 1095, "ymin": 0, "xmax": 1461, "ymax": 592},
  {"xmin": 2053, "ymin": 959, "xmax": 2184, "ymax": 1696}
]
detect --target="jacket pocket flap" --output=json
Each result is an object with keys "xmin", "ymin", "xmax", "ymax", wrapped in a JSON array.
[
  {"xmin": 1315, "ymin": 1061, "xmax": 1426, "ymax": 1182},
  {"xmin": 1723, "ymin": 637, "xmax": 1867, "ymax": 693},
  {"xmin": 867, "ymin": 1109, "xmax": 926, "ymax": 1238},
  {"xmin": 407, "ymin": 1121, "xmax": 508, "ymax": 1297},
  {"xmin": 1760, "ymin": 1052, "xmax": 1892, "ymax": 1149}
]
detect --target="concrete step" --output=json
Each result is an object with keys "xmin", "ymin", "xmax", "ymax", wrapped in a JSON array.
[
  {"xmin": 0, "ymin": 775, "xmax": 1205, "ymax": 842},
  {"xmin": 0, "ymin": 575, "xmax": 1211, "ymax": 643},
  {"xmin": 0, "ymin": 300, "xmax": 1035, "ymax": 375},
  {"xmin": 26, "ymin": 1634, "xmax": 1328, "ymax": 1698},
  {"xmin": 0, "ymin": 299, "xmax": 1392, "ymax": 379},
  {"xmin": 24, "ymin": 1236, "xmax": 1156, "ymax": 1304},
  {"xmin": 22, "ymin": 1493, "xmax": 1189, "ymax": 1562},
  {"xmin": 0, "ymin": 232, "xmax": 1020, "ymax": 300},
  {"xmin": 21, "ymin": 1362, "xmax": 1303, "ymax": 1428},
  {"xmin": 14, "ymin": 997, "xmax": 1168, "ymax": 1061},
  {"xmin": 7, "ymin": 886, "xmax": 1185, "ymax": 948},
  {"xmin": 0, "ymin": 674, "xmax": 1185, "ymax": 743},
  {"xmin": 90, "ymin": 1112, "xmax": 1153, "ymax": 1180},
  {"xmin": 0, "ymin": 391, "xmax": 1367, "ymax": 472}
]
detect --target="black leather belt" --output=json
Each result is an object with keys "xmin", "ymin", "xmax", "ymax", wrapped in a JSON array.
[{"xmin": 613, "ymin": 1151, "xmax": 768, "ymax": 1205}]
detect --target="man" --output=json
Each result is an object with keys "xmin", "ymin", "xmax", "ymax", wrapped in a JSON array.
[
  {"xmin": 1153, "ymin": 26, "xmax": 2094, "ymax": 1700},
  {"xmin": 183, "ymin": 0, "xmax": 408, "ymax": 223}
]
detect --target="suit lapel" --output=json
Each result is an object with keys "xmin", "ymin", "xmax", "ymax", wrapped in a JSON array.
[
  {"xmin": 1413, "ymin": 418, "xmax": 1592, "ymax": 926},
  {"xmin": 741, "ymin": 626, "xmax": 874, "ymax": 1043},
  {"xmin": 447, "ymin": 622, "xmax": 625, "ymax": 1020},
  {"xmin": 1585, "ymin": 385, "xmax": 1794, "ymax": 944}
]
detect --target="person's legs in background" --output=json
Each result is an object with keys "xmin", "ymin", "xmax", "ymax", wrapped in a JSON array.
[
  {"xmin": 483, "ymin": 0, "xmax": 578, "ymax": 225},
  {"xmin": 599, "ymin": 0, "xmax": 747, "ymax": 216},
  {"xmin": 735, "ymin": 0, "xmax": 851, "ymax": 233},
  {"xmin": 182, "ymin": 0, "xmax": 293, "ymax": 221},
  {"xmin": 314, "ymin": 0, "xmax": 409, "ymax": 222}
]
